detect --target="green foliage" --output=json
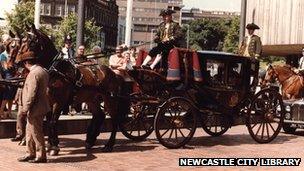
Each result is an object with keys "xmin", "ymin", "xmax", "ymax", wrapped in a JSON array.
[
  {"xmin": 182, "ymin": 17, "xmax": 240, "ymax": 53},
  {"xmin": 5, "ymin": 1, "xmax": 35, "ymax": 32},
  {"xmin": 54, "ymin": 13, "xmax": 101, "ymax": 52},
  {"xmin": 223, "ymin": 16, "xmax": 240, "ymax": 53},
  {"xmin": 182, "ymin": 18, "xmax": 231, "ymax": 51},
  {"xmin": 5, "ymin": 2, "xmax": 101, "ymax": 53}
]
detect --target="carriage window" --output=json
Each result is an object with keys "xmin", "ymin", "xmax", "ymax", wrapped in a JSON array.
[
  {"xmin": 227, "ymin": 62, "xmax": 242, "ymax": 86},
  {"xmin": 206, "ymin": 60, "xmax": 225, "ymax": 85}
]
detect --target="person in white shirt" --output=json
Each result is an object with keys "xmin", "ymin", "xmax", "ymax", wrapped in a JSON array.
[{"xmin": 61, "ymin": 35, "xmax": 75, "ymax": 59}]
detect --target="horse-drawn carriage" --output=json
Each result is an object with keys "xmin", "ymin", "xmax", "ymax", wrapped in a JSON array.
[
  {"xmin": 4, "ymin": 24, "xmax": 285, "ymax": 153},
  {"xmin": 120, "ymin": 48, "xmax": 285, "ymax": 148}
]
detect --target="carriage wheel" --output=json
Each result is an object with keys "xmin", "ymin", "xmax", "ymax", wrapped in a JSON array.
[
  {"xmin": 246, "ymin": 88, "xmax": 284, "ymax": 143},
  {"xmin": 119, "ymin": 93, "xmax": 155, "ymax": 141},
  {"xmin": 154, "ymin": 97, "xmax": 197, "ymax": 149},
  {"xmin": 202, "ymin": 114, "xmax": 230, "ymax": 137},
  {"xmin": 282, "ymin": 123, "xmax": 296, "ymax": 134}
]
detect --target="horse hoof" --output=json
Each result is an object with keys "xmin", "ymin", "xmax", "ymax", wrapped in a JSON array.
[
  {"xmin": 85, "ymin": 142, "xmax": 94, "ymax": 150},
  {"xmin": 49, "ymin": 149, "xmax": 59, "ymax": 156},
  {"xmin": 101, "ymin": 146, "xmax": 113, "ymax": 153}
]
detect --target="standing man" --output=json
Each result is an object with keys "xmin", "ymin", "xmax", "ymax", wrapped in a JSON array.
[
  {"xmin": 239, "ymin": 23, "xmax": 262, "ymax": 59},
  {"xmin": 17, "ymin": 51, "xmax": 50, "ymax": 163},
  {"xmin": 141, "ymin": 9, "xmax": 183, "ymax": 69},
  {"xmin": 61, "ymin": 35, "xmax": 75, "ymax": 59},
  {"xmin": 297, "ymin": 47, "xmax": 304, "ymax": 74}
]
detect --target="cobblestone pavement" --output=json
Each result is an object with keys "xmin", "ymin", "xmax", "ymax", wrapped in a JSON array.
[{"xmin": 0, "ymin": 126, "xmax": 303, "ymax": 171}]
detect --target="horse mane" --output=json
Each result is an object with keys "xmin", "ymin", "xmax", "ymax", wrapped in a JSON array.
[
  {"xmin": 35, "ymin": 30, "xmax": 58, "ymax": 69},
  {"xmin": 273, "ymin": 64, "xmax": 296, "ymax": 75}
]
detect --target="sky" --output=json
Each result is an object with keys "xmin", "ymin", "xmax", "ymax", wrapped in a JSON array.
[
  {"xmin": 0, "ymin": 0, "xmax": 18, "ymax": 26},
  {"xmin": 0, "ymin": 0, "xmax": 242, "ymax": 23},
  {"xmin": 183, "ymin": 0, "xmax": 242, "ymax": 12}
]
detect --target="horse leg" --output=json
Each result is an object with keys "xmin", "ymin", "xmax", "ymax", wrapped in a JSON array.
[
  {"xmin": 85, "ymin": 102, "xmax": 105, "ymax": 149},
  {"xmin": 102, "ymin": 95, "xmax": 129, "ymax": 152},
  {"xmin": 46, "ymin": 103, "xmax": 62, "ymax": 156}
]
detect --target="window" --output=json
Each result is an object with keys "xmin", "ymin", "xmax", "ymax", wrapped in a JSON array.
[
  {"xmin": 55, "ymin": 5, "xmax": 63, "ymax": 16},
  {"xmin": 68, "ymin": 5, "xmax": 76, "ymax": 14},
  {"xmin": 41, "ymin": 3, "xmax": 51, "ymax": 16}
]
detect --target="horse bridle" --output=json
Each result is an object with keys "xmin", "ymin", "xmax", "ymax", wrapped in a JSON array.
[{"xmin": 48, "ymin": 58, "xmax": 84, "ymax": 88}]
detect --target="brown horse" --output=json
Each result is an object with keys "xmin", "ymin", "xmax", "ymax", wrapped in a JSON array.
[
  {"xmin": 17, "ymin": 24, "xmax": 128, "ymax": 155},
  {"xmin": 263, "ymin": 64, "xmax": 304, "ymax": 99}
]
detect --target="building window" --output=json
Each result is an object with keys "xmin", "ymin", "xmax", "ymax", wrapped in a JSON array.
[
  {"xmin": 68, "ymin": 5, "xmax": 76, "ymax": 14},
  {"xmin": 41, "ymin": 3, "xmax": 51, "ymax": 16},
  {"xmin": 55, "ymin": 5, "xmax": 63, "ymax": 17}
]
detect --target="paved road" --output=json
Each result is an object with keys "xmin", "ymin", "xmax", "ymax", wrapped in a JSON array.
[{"xmin": 0, "ymin": 125, "xmax": 303, "ymax": 171}]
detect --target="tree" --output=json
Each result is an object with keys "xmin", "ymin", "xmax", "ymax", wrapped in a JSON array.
[
  {"xmin": 54, "ymin": 13, "xmax": 101, "ymax": 52},
  {"xmin": 182, "ymin": 18, "xmax": 230, "ymax": 51},
  {"xmin": 5, "ymin": 0, "xmax": 51, "ymax": 35},
  {"xmin": 5, "ymin": 1, "xmax": 34, "ymax": 32},
  {"xmin": 223, "ymin": 16, "xmax": 240, "ymax": 53}
]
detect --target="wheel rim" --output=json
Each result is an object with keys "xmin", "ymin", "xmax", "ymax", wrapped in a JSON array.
[
  {"xmin": 247, "ymin": 89, "xmax": 284, "ymax": 143},
  {"xmin": 155, "ymin": 98, "xmax": 196, "ymax": 149}
]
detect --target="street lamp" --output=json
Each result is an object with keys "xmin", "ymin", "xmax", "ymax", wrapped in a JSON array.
[
  {"xmin": 34, "ymin": 0, "xmax": 41, "ymax": 29},
  {"xmin": 182, "ymin": 24, "xmax": 190, "ymax": 49}
]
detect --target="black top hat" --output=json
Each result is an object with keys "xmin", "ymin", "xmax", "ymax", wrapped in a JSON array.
[
  {"xmin": 159, "ymin": 9, "xmax": 176, "ymax": 16},
  {"xmin": 246, "ymin": 23, "xmax": 260, "ymax": 30},
  {"xmin": 64, "ymin": 35, "xmax": 72, "ymax": 44}
]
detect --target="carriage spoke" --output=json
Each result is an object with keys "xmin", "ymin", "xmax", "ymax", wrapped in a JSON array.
[
  {"xmin": 266, "ymin": 122, "xmax": 270, "ymax": 138},
  {"xmin": 161, "ymin": 128, "xmax": 171, "ymax": 138},
  {"xmin": 168, "ymin": 129, "xmax": 174, "ymax": 139},
  {"xmin": 175, "ymin": 128, "xmax": 178, "ymax": 141},
  {"xmin": 255, "ymin": 123, "xmax": 263, "ymax": 137},
  {"xmin": 268, "ymin": 122, "xmax": 276, "ymax": 132},
  {"xmin": 261, "ymin": 123, "xmax": 265, "ymax": 140},
  {"xmin": 178, "ymin": 128, "xmax": 186, "ymax": 138}
]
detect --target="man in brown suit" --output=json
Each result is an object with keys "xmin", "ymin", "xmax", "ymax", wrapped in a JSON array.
[
  {"xmin": 239, "ymin": 23, "xmax": 262, "ymax": 59},
  {"xmin": 17, "ymin": 51, "xmax": 50, "ymax": 163}
]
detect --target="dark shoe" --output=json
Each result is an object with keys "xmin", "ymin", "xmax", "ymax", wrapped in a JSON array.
[
  {"xmin": 17, "ymin": 156, "xmax": 35, "ymax": 162},
  {"xmin": 85, "ymin": 142, "xmax": 95, "ymax": 149},
  {"xmin": 11, "ymin": 136, "xmax": 23, "ymax": 142},
  {"xmin": 141, "ymin": 65, "xmax": 151, "ymax": 70},
  {"xmin": 28, "ymin": 158, "xmax": 47, "ymax": 163}
]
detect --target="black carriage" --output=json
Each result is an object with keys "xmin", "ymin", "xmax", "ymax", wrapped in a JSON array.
[{"xmin": 120, "ymin": 49, "xmax": 285, "ymax": 149}]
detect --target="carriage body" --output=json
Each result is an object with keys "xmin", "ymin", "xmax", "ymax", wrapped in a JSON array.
[
  {"xmin": 195, "ymin": 51, "xmax": 259, "ymax": 112},
  {"xmin": 121, "ymin": 48, "xmax": 284, "ymax": 149}
]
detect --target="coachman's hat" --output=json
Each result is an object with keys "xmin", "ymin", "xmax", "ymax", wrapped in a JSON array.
[
  {"xmin": 64, "ymin": 35, "xmax": 72, "ymax": 44},
  {"xmin": 159, "ymin": 9, "xmax": 176, "ymax": 16},
  {"xmin": 17, "ymin": 51, "xmax": 37, "ymax": 63},
  {"xmin": 246, "ymin": 23, "xmax": 260, "ymax": 30}
]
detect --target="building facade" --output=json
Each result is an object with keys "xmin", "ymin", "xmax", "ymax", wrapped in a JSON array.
[
  {"xmin": 181, "ymin": 8, "xmax": 240, "ymax": 24},
  {"xmin": 245, "ymin": 0, "xmax": 304, "ymax": 57},
  {"xmin": 40, "ymin": 0, "xmax": 118, "ymax": 50},
  {"xmin": 116, "ymin": 0, "xmax": 183, "ymax": 48}
]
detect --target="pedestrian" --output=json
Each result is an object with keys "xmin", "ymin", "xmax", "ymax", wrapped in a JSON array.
[
  {"xmin": 17, "ymin": 51, "xmax": 50, "ymax": 163},
  {"xmin": 239, "ymin": 23, "xmax": 262, "ymax": 59},
  {"xmin": 10, "ymin": 87, "xmax": 26, "ymax": 146},
  {"xmin": 61, "ymin": 35, "xmax": 75, "ymax": 59},
  {"xmin": 0, "ymin": 34, "xmax": 17, "ymax": 119}
]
